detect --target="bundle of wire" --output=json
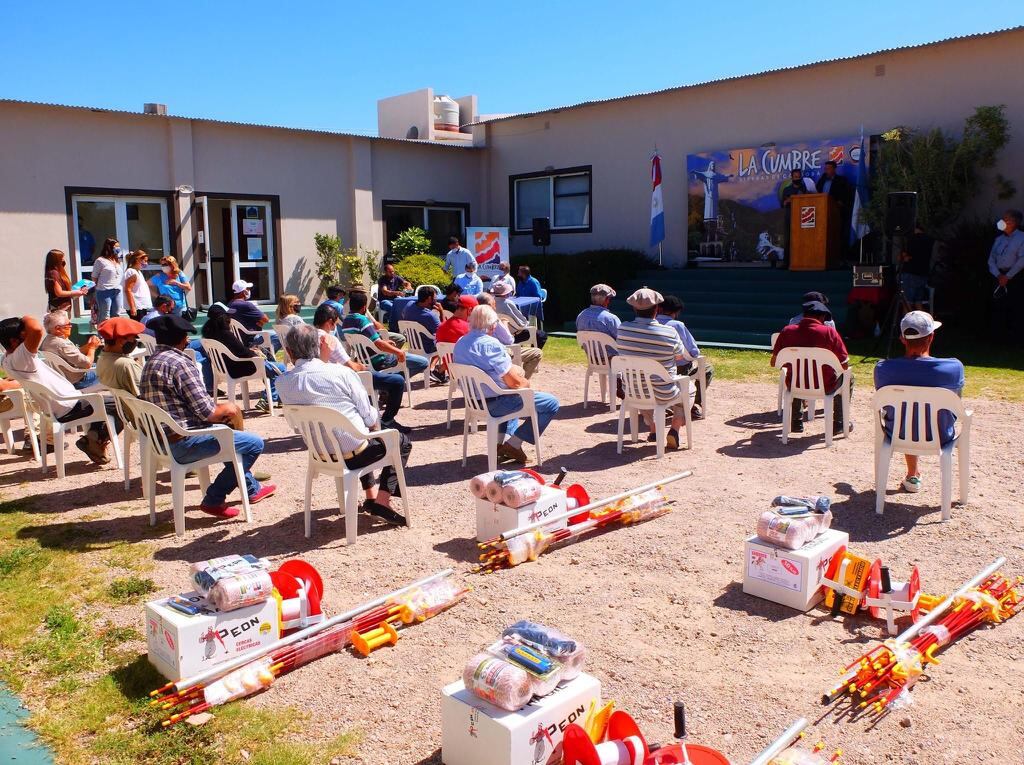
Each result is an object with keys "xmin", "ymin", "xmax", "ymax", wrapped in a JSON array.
[
  {"xmin": 476, "ymin": 489, "xmax": 669, "ymax": 573},
  {"xmin": 152, "ymin": 576, "xmax": 468, "ymax": 726},
  {"xmin": 822, "ymin": 568, "xmax": 1022, "ymax": 717}
]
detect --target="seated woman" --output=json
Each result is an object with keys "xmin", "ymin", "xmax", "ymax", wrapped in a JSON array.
[
  {"xmin": 201, "ymin": 303, "xmax": 284, "ymax": 413},
  {"xmin": 276, "ymin": 294, "xmax": 305, "ymax": 327}
]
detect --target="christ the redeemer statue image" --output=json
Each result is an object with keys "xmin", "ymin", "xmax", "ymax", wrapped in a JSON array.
[{"xmin": 691, "ymin": 160, "xmax": 732, "ymax": 223}]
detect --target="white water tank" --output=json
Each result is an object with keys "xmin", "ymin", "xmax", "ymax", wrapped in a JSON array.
[{"xmin": 433, "ymin": 95, "xmax": 460, "ymax": 132}]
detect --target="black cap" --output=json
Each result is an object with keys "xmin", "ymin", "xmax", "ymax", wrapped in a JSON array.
[
  {"xmin": 149, "ymin": 314, "xmax": 195, "ymax": 345},
  {"xmin": 802, "ymin": 300, "xmax": 831, "ymax": 315},
  {"xmin": 802, "ymin": 291, "xmax": 829, "ymax": 306}
]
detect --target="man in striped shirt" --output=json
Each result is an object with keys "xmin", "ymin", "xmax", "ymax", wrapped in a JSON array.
[{"xmin": 616, "ymin": 287, "xmax": 687, "ymax": 450}]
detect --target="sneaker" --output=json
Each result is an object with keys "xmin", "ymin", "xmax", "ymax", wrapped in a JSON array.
[
  {"xmin": 790, "ymin": 419, "xmax": 805, "ymax": 434},
  {"xmin": 382, "ymin": 419, "xmax": 411, "ymax": 434},
  {"xmin": 647, "ymin": 433, "xmax": 657, "ymax": 443},
  {"xmin": 430, "ymin": 369, "xmax": 449, "ymax": 385},
  {"xmin": 255, "ymin": 398, "xmax": 271, "ymax": 414},
  {"xmin": 496, "ymin": 442, "xmax": 528, "ymax": 465},
  {"xmin": 902, "ymin": 475, "xmax": 922, "ymax": 493},
  {"xmin": 76, "ymin": 435, "xmax": 111, "ymax": 465},
  {"xmin": 690, "ymin": 405, "xmax": 704, "ymax": 421},
  {"xmin": 248, "ymin": 483, "xmax": 277, "ymax": 504},
  {"xmin": 666, "ymin": 428, "xmax": 681, "ymax": 450},
  {"xmin": 199, "ymin": 503, "xmax": 240, "ymax": 519},
  {"xmin": 361, "ymin": 500, "xmax": 407, "ymax": 526}
]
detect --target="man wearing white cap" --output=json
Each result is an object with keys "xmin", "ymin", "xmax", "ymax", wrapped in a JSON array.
[
  {"xmin": 874, "ymin": 311, "xmax": 964, "ymax": 493},
  {"xmin": 576, "ymin": 284, "xmax": 620, "ymax": 348},
  {"xmin": 617, "ymin": 287, "xmax": 688, "ymax": 450},
  {"xmin": 228, "ymin": 279, "xmax": 270, "ymax": 333}
]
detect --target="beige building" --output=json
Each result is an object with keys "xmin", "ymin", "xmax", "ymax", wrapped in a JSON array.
[{"xmin": 1, "ymin": 26, "xmax": 1021, "ymax": 319}]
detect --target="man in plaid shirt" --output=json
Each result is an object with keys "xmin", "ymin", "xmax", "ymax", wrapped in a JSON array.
[{"xmin": 140, "ymin": 315, "xmax": 275, "ymax": 518}]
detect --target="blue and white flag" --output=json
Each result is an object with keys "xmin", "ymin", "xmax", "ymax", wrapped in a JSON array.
[
  {"xmin": 649, "ymin": 154, "xmax": 665, "ymax": 248},
  {"xmin": 850, "ymin": 130, "xmax": 870, "ymax": 244}
]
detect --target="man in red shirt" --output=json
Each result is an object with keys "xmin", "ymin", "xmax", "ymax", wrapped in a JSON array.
[
  {"xmin": 771, "ymin": 300, "xmax": 852, "ymax": 435},
  {"xmin": 436, "ymin": 295, "xmax": 476, "ymax": 344}
]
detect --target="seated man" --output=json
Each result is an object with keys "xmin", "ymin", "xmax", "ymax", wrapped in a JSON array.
[
  {"xmin": 440, "ymin": 283, "xmax": 463, "ymax": 314},
  {"xmin": 486, "ymin": 261, "xmax": 516, "ymax": 296},
  {"xmin": 437, "ymin": 295, "xmax": 477, "ymax": 345},
  {"xmin": 40, "ymin": 309, "xmax": 101, "ymax": 390},
  {"xmin": 142, "ymin": 295, "xmax": 175, "ymax": 335},
  {"xmin": 321, "ymin": 285, "xmax": 347, "ymax": 317},
  {"xmin": 788, "ymin": 291, "xmax": 836, "ymax": 329},
  {"xmin": 453, "ymin": 305, "xmax": 559, "ymax": 465},
  {"xmin": 656, "ymin": 295, "xmax": 713, "ymax": 419},
  {"xmin": 616, "ymin": 288, "xmax": 688, "ymax": 450},
  {"xmin": 276, "ymin": 324, "xmax": 410, "ymax": 525},
  {"xmin": 874, "ymin": 311, "xmax": 965, "ymax": 494},
  {"xmin": 478, "ymin": 293, "xmax": 542, "ymax": 378},
  {"xmin": 227, "ymin": 279, "xmax": 270, "ymax": 333},
  {"xmin": 771, "ymin": 299, "xmax": 852, "ymax": 435},
  {"xmin": 401, "ymin": 286, "xmax": 448, "ymax": 384},
  {"xmin": 454, "ymin": 260, "xmax": 484, "ymax": 296},
  {"xmin": 515, "ymin": 265, "xmax": 544, "ymax": 299},
  {"xmin": 377, "ymin": 263, "xmax": 412, "ymax": 321},
  {"xmin": 140, "ymin": 314, "xmax": 275, "ymax": 517},
  {"xmin": 342, "ymin": 291, "xmax": 428, "ymax": 395},
  {"xmin": 314, "ymin": 303, "xmax": 407, "ymax": 432},
  {"xmin": 576, "ymin": 284, "xmax": 620, "ymax": 351},
  {"xmin": 491, "ymin": 281, "xmax": 547, "ymax": 349},
  {"xmin": 96, "ymin": 317, "xmax": 146, "ymax": 396},
  {"xmin": 0, "ymin": 314, "xmax": 118, "ymax": 464}
]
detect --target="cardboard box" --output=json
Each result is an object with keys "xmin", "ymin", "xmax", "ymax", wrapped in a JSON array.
[
  {"xmin": 442, "ymin": 672, "xmax": 600, "ymax": 765},
  {"xmin": 742, "ymin": 529, "xmax": 849, "ymax": 612},
  {"xmin": 475, "ymin": 485, "xmax": 568, "ymax": 542},
  {"xmin": 145, "ymin": 591, "xmax": 280, "ymax": 682}
]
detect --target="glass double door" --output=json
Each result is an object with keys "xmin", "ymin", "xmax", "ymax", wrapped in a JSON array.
[{"xmin": 195, "ymin": 198, "xmax": 276, "ymax": 307}]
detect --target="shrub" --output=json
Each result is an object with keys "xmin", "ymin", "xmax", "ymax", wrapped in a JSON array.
[
  {"xmin": 313, "ymin": 234, "xmax": 380, "ymax": 293},
  {"xmin": 396, "ymin": 254, "xmax": 448, "ymax": 288},
  {"xmin": 390, "ymin": 227, "xmax": 433, "ymax": 260}
]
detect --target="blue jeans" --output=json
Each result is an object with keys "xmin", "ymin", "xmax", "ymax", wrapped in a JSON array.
[
  {"xmin": 95, "ymin": 289, "xmax": 121, "ymax": 322},
  {"xmin": 371, "ymin": 369, "xmax": 406, "ymax": 422},
  {"xmin": 379, "ymin": 299, "xmax": 394, "ymax": 321},
  {"xmin": 169, "ymin": 430, "xmax": 264, "ymax": 505},
  {"xmin": 73, "ymin": 370, "xmax": 99, "ymax": 390},
  {"xmin": 265, "ymin": 361, "xmax": 286, "ymax": 401},
  {"xmin": 485, "ymin": 391, "xmax": 560, "ymax": 444},
  {"xmin": 373, "ymin": 353, "xmax": 428, "ymax": 379}
]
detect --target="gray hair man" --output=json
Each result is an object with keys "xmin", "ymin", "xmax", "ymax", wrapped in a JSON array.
[
  {"xmin": 276, "ymin": 324, "xmax": 410, "ymax": 526},
  {"xmin": 40, "ymin": 309, "xmax": 102, "ymax": 390}
]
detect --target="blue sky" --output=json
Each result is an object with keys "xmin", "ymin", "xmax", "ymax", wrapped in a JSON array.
[{"xmin": 3, "ymin": 2, "xmax": 1020, "ymax": 135}]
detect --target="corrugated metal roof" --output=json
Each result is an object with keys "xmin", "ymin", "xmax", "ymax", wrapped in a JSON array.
[
  {"xmin": 472, "ymin": 26, "xmax": 1024, "ymax": 126},
  {"xmin": 0, "ymin": 98, "xmax": 480, "ymax": 149}
]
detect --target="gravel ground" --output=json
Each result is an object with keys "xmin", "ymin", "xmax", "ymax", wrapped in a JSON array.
[{"xmin": 3, "ymin": 364, "xmax": 1023, "ymax": 765}]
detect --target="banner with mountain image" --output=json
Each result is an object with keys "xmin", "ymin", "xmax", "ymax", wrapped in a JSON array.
[{"xmin": 686, "ymin": 135, "xmax": 867, "ymax": 263}]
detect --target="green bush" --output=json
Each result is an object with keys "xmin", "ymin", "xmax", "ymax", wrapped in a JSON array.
[
  {"xmin": 396, "ymin": 254, "xmax": 449, "ymax": 288},
  {"xmin": 390, "ymin": 227, "xmax": 433, "ymax": 260},
  {"xmin": 511, "ymin": 248, "xmax": 657, "ymax": 327},
  {"xmin": 313, "ymin": 233, "xmax": 380, "ymax": 293}
]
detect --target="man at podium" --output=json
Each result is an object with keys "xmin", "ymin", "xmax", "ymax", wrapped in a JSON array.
[{"xmin": 780, "ymin": 168, "xmax": 816, "ymax": 269}]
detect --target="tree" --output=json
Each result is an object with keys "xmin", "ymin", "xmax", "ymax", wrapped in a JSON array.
[{"xmin": 866, "ymin": 105, "xmax": 1013, "ymax": 238}]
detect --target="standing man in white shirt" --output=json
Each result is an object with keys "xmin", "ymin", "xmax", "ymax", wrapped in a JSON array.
[
  {"xmin": 444, "ymin": 236, "xmax": 475, "ymax": 276},
  {"xmin": 988, "ymin": 209, "xmax": 1024, "ymax": 338}
]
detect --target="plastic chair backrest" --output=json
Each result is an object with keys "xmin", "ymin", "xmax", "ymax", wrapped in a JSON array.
[
  {"xmin": 38, "ymin": 350, "xmax": 81, "ymax": 377},
  {"xmin": 872, "ymin": 384, "xmax": 965, "ymax": 450},
  {"xmin": 17, "ymin": 379, "xmax": 66, "ymax": 418},
  {"xmin": 449, "ymin": 363, "xmax": 500, "ymax": 416},
  {"xmin": 108, "ymin": 388, "xmax": 138, "ymax": 432},
  {"xmin": 137, "ymin": 334, "xmax": 157, "ymax": 355},
  {"xmin": 344, "ymin": 333, "xmax": 379, "ymax": 366},
  {"xmin": 611, "ymin": 356, "xmax": 672, "ymax": 405},
  {"xmin": 273, "ymin": 323, "xmax": 293, "ymax": 345},
  {"xmin": 119, "ymin": 396, "xmax": 184, "ymax": 460},
  {"xmin": 398, "ymin": 321, "xmax": 434, "ymax": 356},
  {"xmin": 773, "ymin": 347, "xmax": 843, "ymax": 397},
  {"xmin": 200, "ymin": 338, "xmax": 236, "ymax": 380},
  {"xmin": 421, "ymin": 284, "xmax": 442, "ymax": 297},
  {"xmin": 435, "ymin": 341, "xmax": 456, "ymax": 369},
  {"xmin": 770, "ymin": 332, "xmax": 780, "ymax": 348},
  {"xmin": 356, "ymin": 370, "xmax": 375, "ymax": 400},
  {"xmin": 282, "ymin": 403, "xmax": 371, "ymax": 470},
  {"xmin": 577, "ymin": 331, "xmax": 615, "ymax": 369},
  {"xmin": 228, "ymin": 319, "xmax": 252, "ymax": 344}
]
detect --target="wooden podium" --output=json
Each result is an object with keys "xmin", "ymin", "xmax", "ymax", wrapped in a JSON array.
[{"xmin": 789, "ymin": 193, "xmax": 840, "ymax": 271}]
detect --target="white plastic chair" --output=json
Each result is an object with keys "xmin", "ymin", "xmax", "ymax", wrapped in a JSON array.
[
  {"xmin": 201, "ymin": 338, "xmax": 275, "ymax": 414},
  {"xmin": 436, "ymin": 341, "xmax": 459, "ymax": 429},
  {"xmin": 17, "ymin": 380, "xmax": 122, "ymax": 479},
  {"xmin": 344, "ymin": 333, "xmax": 412, "ymax": 406},
  {"xmin": 229, "ymin": 318, "xmax": 274, "ymax": 356},
  {"xmin": 108, "ymin": 389, "xmax": 142, "ymax": 493},
  {"xmin": 0, "ymin": 388, "xmax": 40, "ymax": 463},
  {"xmin": 137, "ymin": 333, "xmax": 157, "ymax": 361},
  {"xmin": 450, "ymin": 363, "xmax": 543, "ymax": 471},
  {"xmin": 421, "ymin": 284, "xmax": 442, "ymax": 297},
  {"xmin": 38, "ymin": 351, "xmax": 103, "ymax": 393},
  {"xmin": 611, "ymin": 356, "xmax": 693, "ymax": 459},
  {"xmin": 283, "ymin": 404, "xmax": 411, "ymax": 543},
  {"xmin": 398, "ymin": 321, "xmax": 438, "ymax": 390},
  {"xmin": 680, "ymin": 349, "xmax": 710, "ymax": 416},
  {"xmin": 577, "ymin": 331, "xmax": 617, "ymax": 411},
  {"xmin": 120, "ymin": 395, "xmax": 252, "ymax": 537},
  {"xmin": 370, "ymin": 284, "xmax": 384, "ymax": 322},
  {"xmin": 770, "ymin": 332, "xmax": 784, "ymax": 418},
  {"xmin": 272, "ymin": 322, "xmax": 294, "ymax": 346},
  {"xmin": 356, "ymin": 370, "xmax": 379, "ymax": 411},
  {"xmin": 773, "ymin": 347, "xmax": 851, "ymax": 446},
  {"xmin": 872, "ymin": 385, "xmax": 971, "ymax": 521}
]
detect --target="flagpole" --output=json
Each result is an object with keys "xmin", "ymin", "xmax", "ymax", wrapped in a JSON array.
[{"xmin": 658, "ymin": 242, "xmax": 663, "ymax": 267}]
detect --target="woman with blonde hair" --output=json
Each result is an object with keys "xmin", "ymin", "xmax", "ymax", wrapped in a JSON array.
[
  {"xmin": 92, "ymin": 237, "xmax": 125, "ymax": 322},
  {"xmin": 43, "ymin": 249, "xmax": 87, "ymax": 312},
  {"xmin": 123, "ymin": 250, "xmax": 152, "ymax": 320},
  {"xmin": 149, "ymin": 255, "xmax": 191, "ymax": 315},
  {"xmin": 275, "ymin": 294, "xmax": 304, "ymax": 326}
]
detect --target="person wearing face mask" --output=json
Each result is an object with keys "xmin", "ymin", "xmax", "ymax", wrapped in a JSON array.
[
  {"xmin": 96, "ymin": 317, "xmax": 146, "ymax": 397},
  {"xmin": 92, "ymin": 237, "xmax": 126, "ymax": 322},
  {"xmin": 988, "ymin": 209, "xmax": 1024, "ymax": 337},
  {"xmin": 149, "ymin": 256, "xmax": 192, "ymax": 315},
  {"xmin": 141, "ymin": 295, "xmax": 175, "ymax": 336},
  {"xmin": 39, "ymin": 309, "xmax": 101, "ymax": 389},
  {"xmin": 275, "ymin": 294, "xmax": 305, "ymax": 327},
  {"xmin": 123, "ymin": 250, "xmax": 153, "ymax": 320},
  {"xmin": 228, "ymin": 279, "xmax": 270, "ymax": 332}
]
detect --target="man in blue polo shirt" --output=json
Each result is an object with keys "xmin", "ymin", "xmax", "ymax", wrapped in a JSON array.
[
  {"xmin": 400, "ymin": 285, "xmax": 447, "ymax": 384},
  {"xmin": 874, "ymin": 311, "xmax": 965, "ymax": 494},
  {"xmin": 576, "ymin": 284, "xmax": 620, "ymax": 349}
]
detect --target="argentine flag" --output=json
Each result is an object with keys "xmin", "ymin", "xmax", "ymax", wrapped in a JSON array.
[
  {"xmin": 650, "ymin": 154, "xmax": 665, "ymax": 248},
  {"xmin": 850, "ymin": 131, "xmax": 870, "ymax": 244}
]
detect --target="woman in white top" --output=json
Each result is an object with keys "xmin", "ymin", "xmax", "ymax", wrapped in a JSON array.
[
  {"xmin": 123, "ymin": 250, "xmax": 153, "ymax": 320},
  {"xmin": 275, "ymin": 294, "xmax": 306, "ymax": 327},
  {"xmin": 91, "ymin": 237, "xmax": 125, "ymax": 322}
]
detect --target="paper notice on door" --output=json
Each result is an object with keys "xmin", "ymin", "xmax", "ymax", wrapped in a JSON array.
[
  {"xmin": 246, "ymin": 237, "xmax": 263, "ymax": 261},
  {"xmin": 747, "ymin": 548, "xmax": 802, "ymax": 592},
  {"xmin": 242, "ymin": 219, "xmax": 263, "ymax": 236}
]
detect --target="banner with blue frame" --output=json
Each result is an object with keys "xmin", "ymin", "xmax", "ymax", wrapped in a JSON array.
[{"xmin": 687, "ymin": 135, "xmax": 867, "ymax": 263}]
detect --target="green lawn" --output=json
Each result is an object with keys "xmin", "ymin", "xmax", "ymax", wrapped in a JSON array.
[{"xmin": 543, "ymin": 336, "xmax": 1024, "ymax": 402}]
